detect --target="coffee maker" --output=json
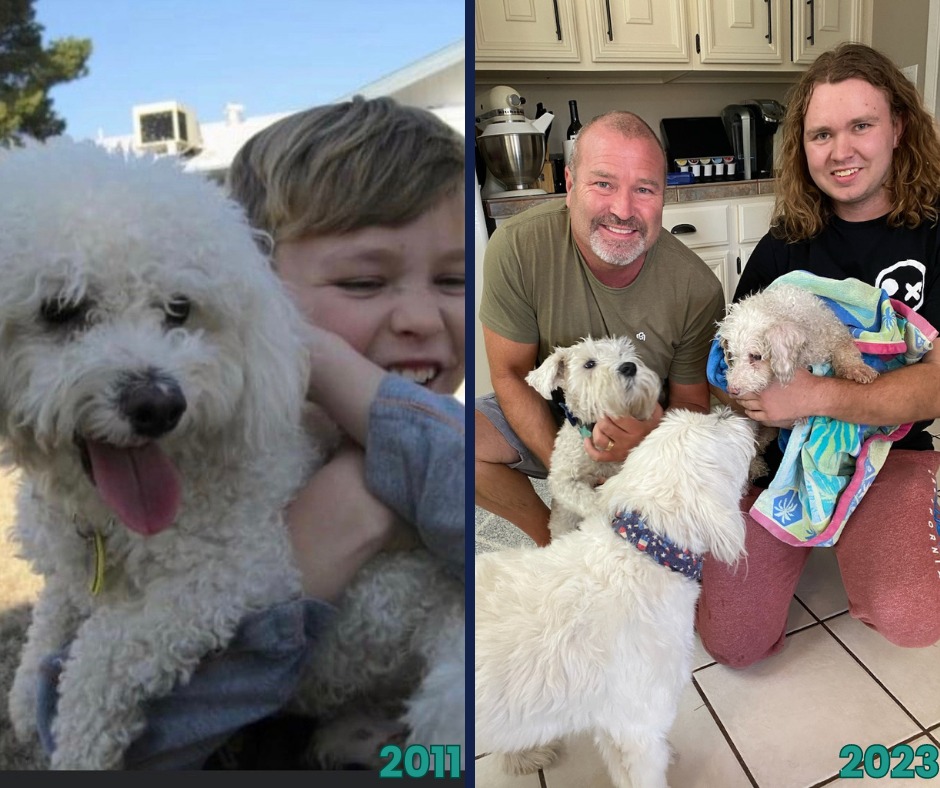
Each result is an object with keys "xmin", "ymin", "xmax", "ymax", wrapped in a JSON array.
[{"xmin": 721, "ymin": 99, "xmax": 786, "ymax": 179}]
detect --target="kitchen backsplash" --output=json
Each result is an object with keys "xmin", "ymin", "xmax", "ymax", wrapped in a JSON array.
[{"xmin": 474, "ymin": 79, "xmax": 794, "ymax": 163}]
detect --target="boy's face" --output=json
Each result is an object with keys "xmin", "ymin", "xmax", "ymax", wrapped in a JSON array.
[{"xmin": 274, "ymin": 193, "xmax": 465, "ymax": 395}]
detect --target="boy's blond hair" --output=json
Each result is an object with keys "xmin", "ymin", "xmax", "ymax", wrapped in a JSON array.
[{"xmin": 228, "ymin": 95, "xmax": 464, "ymax": 243}]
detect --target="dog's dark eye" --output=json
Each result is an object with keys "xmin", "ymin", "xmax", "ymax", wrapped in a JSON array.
[
  {"xmin": 583, "ymin": 359, "xmax": 596, "ymax": 369},
  {"xmin": 40, "ymin": 298, "xmax": 88, "ymax": 327},
  {"xmin": 164, "ymin": 296, "xmax": 191, "ymax": 327},
  {"xmin": 748, "ymin": 353, "xmax": 763, "ymax": 362}
]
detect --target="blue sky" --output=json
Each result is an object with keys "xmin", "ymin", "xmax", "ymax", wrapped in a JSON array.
[{"xmin": 34, "ymin": 0, "xmax": 465, "ymax": 140}]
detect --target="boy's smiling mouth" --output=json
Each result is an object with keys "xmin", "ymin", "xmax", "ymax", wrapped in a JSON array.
[{"xmin": 387, "ymin": 363, "xmax": 440, "ymax": 385}]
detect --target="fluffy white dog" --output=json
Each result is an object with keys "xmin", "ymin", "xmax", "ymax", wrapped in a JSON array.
[
  {"xmin": 0, "ymin": 139, "xmax": 463, "ymax": 770},
  {"xmin": 718, "ymin": 283, "xmax": 878, "ymax": 396},
  {"xmin": 475, "ymin": 408, "xmax": 756, "ymax": 788},
  {"xmin": 526, "ymin": 336, "xmax": 661, "ymax": 537},
  {"xmin": 717, "ymin": 283, "xmax": 877, "ymax": 478}
]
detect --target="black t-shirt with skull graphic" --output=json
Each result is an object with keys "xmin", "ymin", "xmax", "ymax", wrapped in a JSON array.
[{"xmin": 736, "ymin": 212, "xmax": 940, "ymax": 451}]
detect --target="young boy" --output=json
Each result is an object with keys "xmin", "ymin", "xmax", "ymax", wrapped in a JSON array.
[{"xmin": 228, "ymin": 95, "xmax": 465, "ymax": 596}]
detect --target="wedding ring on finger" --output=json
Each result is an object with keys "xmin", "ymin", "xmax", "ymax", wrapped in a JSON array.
[{"xmin": 605, "ymin": 438, "xmax": 615, "ymax": 452}]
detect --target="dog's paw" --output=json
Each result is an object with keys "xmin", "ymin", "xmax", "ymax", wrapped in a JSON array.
[
  {"xmin": 748, "ymin": 455, "xmax": 770, "ymax": 482},
  {"xmin": 844, "ymin": 363, "xmax": 879, "ymax": 385},
  {"xmin": 8, "ymin": 669, "xmax": 40, "ymax": 742},
  {"xmin": 498, "ymin": 743, "xmax": 561, "ymax": 775},
  {"xmin": 305, "ymin": 709, "xmax": 409, "ymax": 770}
]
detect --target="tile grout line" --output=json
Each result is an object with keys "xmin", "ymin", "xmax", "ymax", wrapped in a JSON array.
[
  {"xmin": 819, "ymin": 616, "xmax": 930, "ymax": 732},
  {"xmin": 538, "ymin": 767, "xmax": 548, "ymax": 787},
  {"xmin": 691, "ymin": 673, "xmax": 760, "ymax": 788}
]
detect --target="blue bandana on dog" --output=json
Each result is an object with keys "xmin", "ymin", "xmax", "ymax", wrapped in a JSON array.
[{"xmin": 611, "ymin": 510, "xmax": 703, "ymax": 581}]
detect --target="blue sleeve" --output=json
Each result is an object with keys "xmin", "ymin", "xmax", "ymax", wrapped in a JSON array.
[
  {"xmin": 38, "ymin": 598, "xmax": 336, "ymax": 770},
  {"xmin": 364, "ymin": 375, "xmax": 465, "ymax": 577}
]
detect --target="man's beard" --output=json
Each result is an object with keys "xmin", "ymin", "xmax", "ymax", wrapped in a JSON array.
[{"xmin": 588, "ymin": 214, "xmax": 649, "ymax": 266}]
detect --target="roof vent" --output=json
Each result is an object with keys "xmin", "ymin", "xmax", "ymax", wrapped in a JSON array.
[
  {"xmin": 132, "ymin": 101, "xmax": 202, "ymax": 155},
  {"xmin": 225, "ymin": 103, "xmax": 245, "ymax": 125}
]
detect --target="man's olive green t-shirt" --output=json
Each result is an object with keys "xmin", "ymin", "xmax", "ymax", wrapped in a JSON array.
[{"xmin": 479, "ymin": 200, "xmax": 724, "ymax": 387}]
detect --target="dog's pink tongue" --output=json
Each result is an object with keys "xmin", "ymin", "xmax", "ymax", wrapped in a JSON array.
[{"xmin": 85, "ymin": 440, "xmax": 181, "ymax": 536}]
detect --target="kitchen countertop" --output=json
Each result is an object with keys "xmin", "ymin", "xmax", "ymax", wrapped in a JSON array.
[{"xmin": 483, "ymin": 178, "xmax": 776, "ymax": 220}]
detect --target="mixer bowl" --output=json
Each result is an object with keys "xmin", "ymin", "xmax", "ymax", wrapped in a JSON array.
[{"xmin": 477, "ymin": 130, "xmax": 546, "ymax": 190}]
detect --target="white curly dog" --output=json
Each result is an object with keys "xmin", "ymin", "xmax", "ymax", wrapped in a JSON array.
[
  {"xmin": 1, "ymin": 139, "xmax": 463, "ymax": 770},
  {"xmin": 526, "ymin": 336, "xmax": 661, "ymax": 537},
  {"xmin": 717, "ymin": 282, "xmax": 877, "ymax": 478},
  {"xmin": 476, "ymin": 407, "xmax": 755, "ymax": 788},
  {"xmin": 718, "ymin": 282, "xmax": 878, "ymax": 396}
]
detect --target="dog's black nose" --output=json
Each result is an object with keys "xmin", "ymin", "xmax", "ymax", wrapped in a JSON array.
[
  {"xmin": 619, "ymin": 362, "xmax": 637, "ymax": 378},
  {"xmin": 119, "ymin": 372, "xmax": 187, "ymax": 438}
]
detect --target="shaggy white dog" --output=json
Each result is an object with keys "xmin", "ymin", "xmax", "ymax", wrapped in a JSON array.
[
  {"xmin": 0, "ymin": 139, "xmax": 463, "ymax": 770},
  {"xmin": 717, "ymin": 283, "xmax": 877, "ymax": 478},
  {"xmin": 719, "ymin": 283, "xmax": 878, "ymax": 396},
  {"xmin": 526, "ymin": 336, "xmax": 661, "ymax": 537},
  {"xmin": 475, "ymin": 407, "xmax": 756, "ymax": 788}
]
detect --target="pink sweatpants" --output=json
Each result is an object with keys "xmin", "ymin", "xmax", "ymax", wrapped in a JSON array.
[{"xmin": 696, "ymin": 450, "xmax": 940, "ymax": 668}]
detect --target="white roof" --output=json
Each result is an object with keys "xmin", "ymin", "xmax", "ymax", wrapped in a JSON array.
[{"xmin": 96, "ymin": 41, "xmax": 464, "ymax": 175}]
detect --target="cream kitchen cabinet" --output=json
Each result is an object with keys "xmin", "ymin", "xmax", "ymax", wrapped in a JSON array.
[
  {"xmin": 475, "ymin": 0, "xmax": 581, "ymax": 63},
  {"xmin": 475, "ymin": 0, "xmax": 870, "ymax": 73},
  {"xmin": 695, "ymin": 0, "xmax": 786, "ymax": 66},
  {"xmin": 792, "ymin": 0, "xmax": 869, "ymax": 65},
  {"xmin": 663, "ymin": 194, "xmax": 775, "ymax": 303},
  {"xmin": 586, "ymin": 0, "xmax": 691, "ymax": 65},
  {"xmin": 662, "ymin": 202, "xmax": 733, "ymax": 302},
  {"xmin": 690, "ymin": 0, "xmax": 871, "ymax": 70}
]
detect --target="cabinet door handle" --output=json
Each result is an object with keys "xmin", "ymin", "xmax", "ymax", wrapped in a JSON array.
[
  {"xmin": 552, "ymin": 0, "xmax": 562, "ymax": 41},
  {"xmin": 806, "ymin": 0, "xmax": 815, "ymax": 44},
  {"xmin": 736, "ymin": 256, "xmax": 742, "ymax": 275},
  {"xmin": 670, "ymin": 223, "xmax": 696, "ymax": 235},
  {"xmin": 605, "ymin": 0, "xmax": 613, "ymax": 41},
  {"xmin": 764, "ymin": 0, "xmax": 772, "ymax": 44}
]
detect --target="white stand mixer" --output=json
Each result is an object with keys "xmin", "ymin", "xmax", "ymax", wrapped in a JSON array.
[{"xmin": 475, "ymin": 86, "xmax": 553, "ymax": 200}]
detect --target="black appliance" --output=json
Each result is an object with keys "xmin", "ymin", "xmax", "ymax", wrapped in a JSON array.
[
  {"xmin": 659, "ymin": 116, "xmax": 734, "ymax": 178},
  {"xmin": 721, "ymin": 99, "xmax": 786, "ymax": 180}
]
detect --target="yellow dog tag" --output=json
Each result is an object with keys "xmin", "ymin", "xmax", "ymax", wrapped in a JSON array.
[{"xmin": 89, "ymin": 530, "xmax": 105, "ymax": 596}]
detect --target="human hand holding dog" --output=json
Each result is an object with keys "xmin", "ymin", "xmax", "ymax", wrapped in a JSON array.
[
  {"xmin": 583, "ymin": 402, "xmax": 664, "ymax": 462},
  {"xmin": 733, "ymin": 367, "xmax": 819, "ymax": 427},
  {"xmin": 286, "ymin": 441, "xmax": 417, "ymax": 605}
]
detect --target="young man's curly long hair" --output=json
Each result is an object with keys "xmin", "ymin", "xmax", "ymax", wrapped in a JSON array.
[{"xmin": 773, "ymin": 43, "xmax": 940, "ymax": 241}]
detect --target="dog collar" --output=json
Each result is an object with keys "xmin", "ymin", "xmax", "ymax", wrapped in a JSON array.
[
  {"xmin": 611, "ymin": 510, "xmax": 704, "ymax": 581},
  {"xmin": 558, "ymin": 398, "xmax": 594, "ymax": 440}
]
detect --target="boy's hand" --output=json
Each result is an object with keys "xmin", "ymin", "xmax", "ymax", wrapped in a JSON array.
[{"xmin": 286, "ymin": 442, "xmax": 414, "ymax": 604}]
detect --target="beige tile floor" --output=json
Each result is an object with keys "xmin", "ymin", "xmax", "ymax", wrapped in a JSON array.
[{"xmin": 474, "ymin": 457, "xmax": 940, "ymax": 788}]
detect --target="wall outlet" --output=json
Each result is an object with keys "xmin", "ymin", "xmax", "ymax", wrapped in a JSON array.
[{"xmin": 902, "ymin": 64, "xmax": 919, "ymax": 84}]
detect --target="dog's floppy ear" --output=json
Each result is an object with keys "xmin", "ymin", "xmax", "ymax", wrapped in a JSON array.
[
  {"xmin": 525, "ymin": 349, "xmax": 567, "ymax": 399},
  {"xmin": 766, "ymin": 321, "xmax": 808, "ymax": 384}
]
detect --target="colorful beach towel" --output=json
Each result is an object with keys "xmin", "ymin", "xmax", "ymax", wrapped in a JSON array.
[{"xmin": 709, "ymin": 270, "xmax": 938, "ymax": 547}]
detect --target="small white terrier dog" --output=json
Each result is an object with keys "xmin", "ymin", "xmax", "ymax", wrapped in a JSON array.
[
  {"xmin": 475, "ymin": 407, "xmax": 756, "ymax": 788},
  {"xmin": 1, "ymin": 139, "xmax": 463, "ymax": 770},
  {"xmin": 526, "ymin": 336, "xmax": 661, "ymax": 536},
  {"xmin": 718, "ymin": 283, "xmax": 878, "ymax": 396}
]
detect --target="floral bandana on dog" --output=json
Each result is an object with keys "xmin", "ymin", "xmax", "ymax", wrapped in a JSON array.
[{"xmin": 611, "ymin": 510, "xmax": 704, "ymax": 581}]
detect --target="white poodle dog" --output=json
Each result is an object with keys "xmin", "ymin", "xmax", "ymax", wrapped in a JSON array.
[
  {"xmin": 718, "ymin": 283, "xmax": 878, "ymax": 396},
  {"xmin": 475, "ymin": 407, "xmax": 756, "ymax": 788},
  {"xmin": 526, "ymin": 336, "xmax": 661, "ymax": 536},
  {"xmin": 717, "ymin": 283, "xmax": 877, "ymax": 478},
  {"xmin": 0, "ymin": 139, "xmax": 463, "ymax": 770}
]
